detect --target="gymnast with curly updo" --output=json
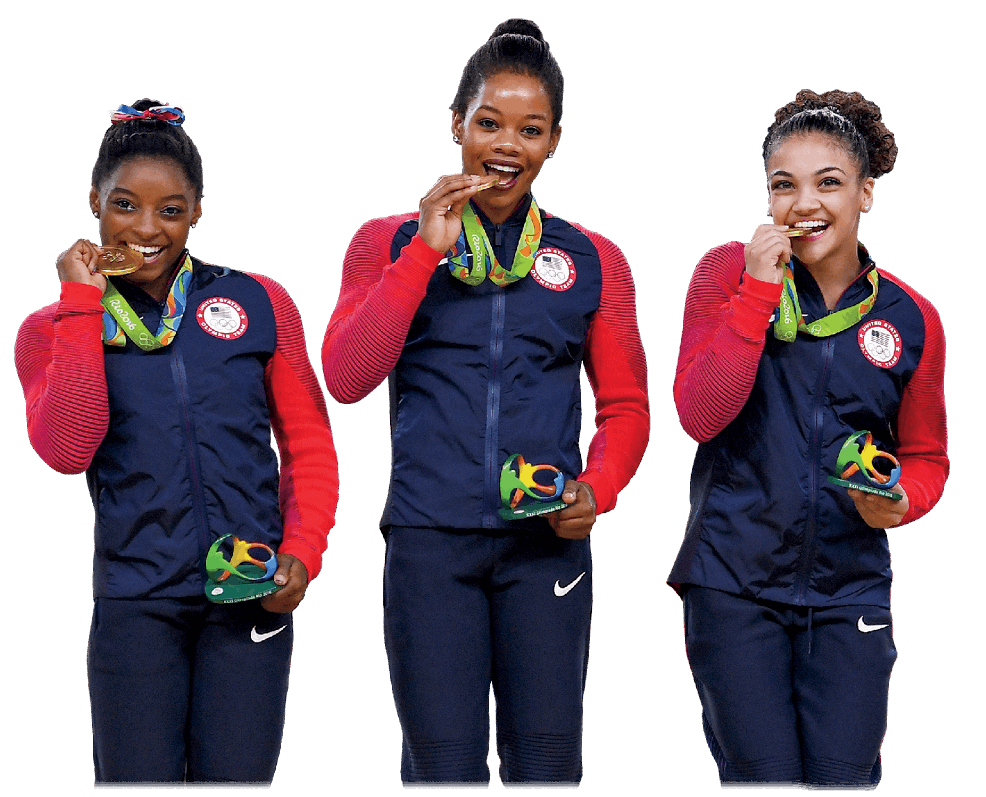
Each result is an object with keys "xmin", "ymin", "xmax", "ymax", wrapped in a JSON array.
[{"xmin": 667, "ymin": 90, "xmax": 948, "ymax": 786}]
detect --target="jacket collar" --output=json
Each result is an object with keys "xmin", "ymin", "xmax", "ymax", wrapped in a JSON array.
[
  {"xmin": 471, "ymin": 193, "xmax": 534, "ymax": 231},
  {"xmin": 791, "ymin": 243, "xmax": 877, "ymax": 317}
]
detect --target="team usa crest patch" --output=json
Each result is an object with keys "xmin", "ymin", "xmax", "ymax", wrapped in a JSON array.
[
  {"xmin": 197, "ymin": 297, "xmax": 249, "ymax": 340},
  {"xmin": 531, "ymin": 248, "xmax": 576, "ymax": 291},
  {"xmin": 858, "ymin": 319, "xmax": 901, "ymax": 368}
]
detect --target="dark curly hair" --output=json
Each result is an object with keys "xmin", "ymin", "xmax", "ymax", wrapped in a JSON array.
[
  {"xmin": 450, "ymin": 19, "xmax": 563, "ymax": 130},
  {"xmin": 92, "ymin": 98, "xmax": 204, "ymax": 199},
  {"xmin": 762, "ymin": 90, "xmax": 897, "ymax": 180}
]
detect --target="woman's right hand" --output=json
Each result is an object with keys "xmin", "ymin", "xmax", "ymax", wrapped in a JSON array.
[
  {"xmin": 743, "ymin": 225, "xmax": 792, "ymax": 284},
  {"xmin": 417, "ymin": 174, "xmax": 494, "ymax": 253},
  {"xmin": 56, "ymin": 239, "xmax": 107, "ymax": 293}
]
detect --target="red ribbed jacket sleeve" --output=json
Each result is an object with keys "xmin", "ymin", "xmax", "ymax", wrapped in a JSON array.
[
  {"xmin": 15, "ymin": 282, "xmax": 109, "ymax": 474},
  {"xmin": 321, "ymin": 214, "xmax": 442, "ymax": 403},
  {"xmin": 674, "ymin": 242, "xmax": 782, "ymax": 443},
  {"xmin": 882, "ymin": 273, "xmax": 948, "ymax": 525},
  {"xmin": 252, "ymin": 274, "xmax": 339, "ymax": 582},
  {"xmin": 575, "ymin": 226, "xmax": 650, "ymax": 513}
]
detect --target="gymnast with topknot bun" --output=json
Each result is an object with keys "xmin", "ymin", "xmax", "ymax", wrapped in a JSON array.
[
  {"xmin": 15, "ymin": 100, "xmax": 339, "ymax": 783},
  {"xmin": 322, "ymin": 19, "xmax": 648, "ymax": 785}
]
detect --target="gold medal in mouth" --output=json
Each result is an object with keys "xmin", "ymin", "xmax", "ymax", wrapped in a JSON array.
[
  {"xmin": 96, "ymin": 246, "xmax": 144, "ymax": 275},
  {"xmin": 475, "ymin": 177, "xmax": 500, "ymax": 192},
  {"xmin": 786, "ymin": 223, "xmax": 829, "ymax": 238}
]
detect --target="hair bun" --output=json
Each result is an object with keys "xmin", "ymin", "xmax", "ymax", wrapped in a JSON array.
[
  {"xmin": 452, "ymin": 18, "xmax": 563, "ymax": 129},
  {"xmin": 490, "ymin": 18, "xmax": 544, "ymax": 43},
  {"xmin": 131, "ymin": 98, "xmax": 164, "ymax": 112}
]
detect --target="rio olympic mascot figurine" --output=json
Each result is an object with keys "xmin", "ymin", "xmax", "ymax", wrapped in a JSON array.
[
  {"xmin": 827, "ymin": 430, "xmax": 903, "ymax": 500},
  {"xmin": 205, "ymin": 534, "xmax": 282, "ymax": 603},
  {"xmin": 498, "ymin": 453, "xmax": 568, "ymax": 520}
]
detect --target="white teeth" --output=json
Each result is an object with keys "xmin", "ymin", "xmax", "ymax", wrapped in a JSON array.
[
  {"xmin": 794, "ymin": 221, "xmax": 828, "ymax": 228},
  {"xmin": 487, "ymin": 164, "xmax": 520, "ymax": 173},
  {"xmin": 126, "ymin": 243, "xmax": 164, "ymax": 254}
]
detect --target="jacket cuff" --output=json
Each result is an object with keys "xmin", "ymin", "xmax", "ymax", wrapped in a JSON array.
[
  {"xmin": 58, "ymin": 281, "xmax": 105, "ymax": 310},
  {"xmin": 277, "ymin": 540, "xmax": 322, "ymax": 583},
  {"xmin": 404, "ymin": 233, "xmax": 445, "ymax": 269},
  {"xmin": 578, "ymin": 471, "xmax": 616, "ymax": 515},
  {"xmin": 729, "ymin": 275, "xmax": 783, "ymax": 340}
]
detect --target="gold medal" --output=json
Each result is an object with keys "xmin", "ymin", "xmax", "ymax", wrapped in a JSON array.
[
  {"xmin": 96, "ymin": 246, "xmax": 143, "ymax": 275},
  {"xmin": 785, "ymin": 227, "xmax": 821, "ymax": 238}
]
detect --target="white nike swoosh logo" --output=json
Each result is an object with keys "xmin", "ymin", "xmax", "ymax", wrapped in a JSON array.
[
  {"xmin": 857, "ymin": 616, "xmax": 889, "ymax": 633},
  {"xmin": 251, "ymin": 625, "xmax": 287, "ymax": 643},
  {"xmin": 554, "ymin": 572, "xmax": 586, "ymax": 597}
]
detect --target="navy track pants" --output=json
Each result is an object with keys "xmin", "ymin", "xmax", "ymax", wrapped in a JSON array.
[
  {"xmin": 683, "ymin": 587, "xmax": 896, "ymax": 786},
  {"xmin": 383, "ymin": 526, "xmax": 592, "ymax": 783},
  {"xmin": 88, "ymin": 596, "xmax": 293, "ymax": 782}
]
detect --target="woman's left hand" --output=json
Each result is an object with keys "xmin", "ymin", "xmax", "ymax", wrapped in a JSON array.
[
  {"xmin": 547, "ymin": 480, "xmax": 597, "ymax": 540},
  {"xmin": 849, "ymin": 483, "xmax": 909, "ymax": 529},
  {"xmin": 261, "ymin": 553, "xmax": 309, "ymax": 613}
]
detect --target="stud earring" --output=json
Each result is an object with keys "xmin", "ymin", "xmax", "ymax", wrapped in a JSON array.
[
  {"xmin": 547, "ymin": 151, "xmax": 554, "ymax": 158},
  {"xmin": 93, "ymin": 210, "xmax": 99, "ymax": 219},
  {"xmin": 453, "ymin": 135, "xmax": 461, "ymax": 144}
]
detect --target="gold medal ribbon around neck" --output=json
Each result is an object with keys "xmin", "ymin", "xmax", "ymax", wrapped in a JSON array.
[
  {"xmin": 447, "ymin": 199, "xmax": 542, "ymax": 286},
  {"xmin": 773, "ymin": 264, "xmax": 879, "ymax": 342},
  {"xmin": 101, "ymin": 254, "xmax": 194, "ymax": 350}
]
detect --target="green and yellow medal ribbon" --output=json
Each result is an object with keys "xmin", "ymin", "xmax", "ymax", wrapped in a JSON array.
[
  {"xmin": 101, "ymin": 253, "xmax": 194, "ymax": 351},
  {"xmin": 447, "ymin": 198, "xmax": 542, "ymax": 286},
  {"xmin": 773, "ymin": 265, "xmax": 879, "ymax": 342}
]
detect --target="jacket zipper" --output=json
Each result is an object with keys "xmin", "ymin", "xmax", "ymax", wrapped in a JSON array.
[
  {"xmin": 482, "ymin": 223, "xmax": 507, "ymax": 528},
  {"xmin": 171, "ymin": 345, "xmax": 212, "ymax": 557},
  {"xmin": 794, "ymin": 336, "xmax": 835, "ymax": 603}
]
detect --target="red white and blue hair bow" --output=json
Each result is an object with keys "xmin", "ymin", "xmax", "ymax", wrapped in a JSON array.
[{"xmin": 110, "ymin": 104, "xmax": 185, "ymax": 126}]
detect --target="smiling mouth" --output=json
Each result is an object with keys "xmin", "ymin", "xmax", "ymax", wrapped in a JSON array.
[
  {"xmin": 125, "ymin": 243, "xmax": 166, "ymax": 260},
  {"xmin": 787, "ymin": 220, "xmax": 829, "ymax": 239},
  {"xmin": 483, "ymin": 162, "xmax": 521, "ymax": 188}
]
